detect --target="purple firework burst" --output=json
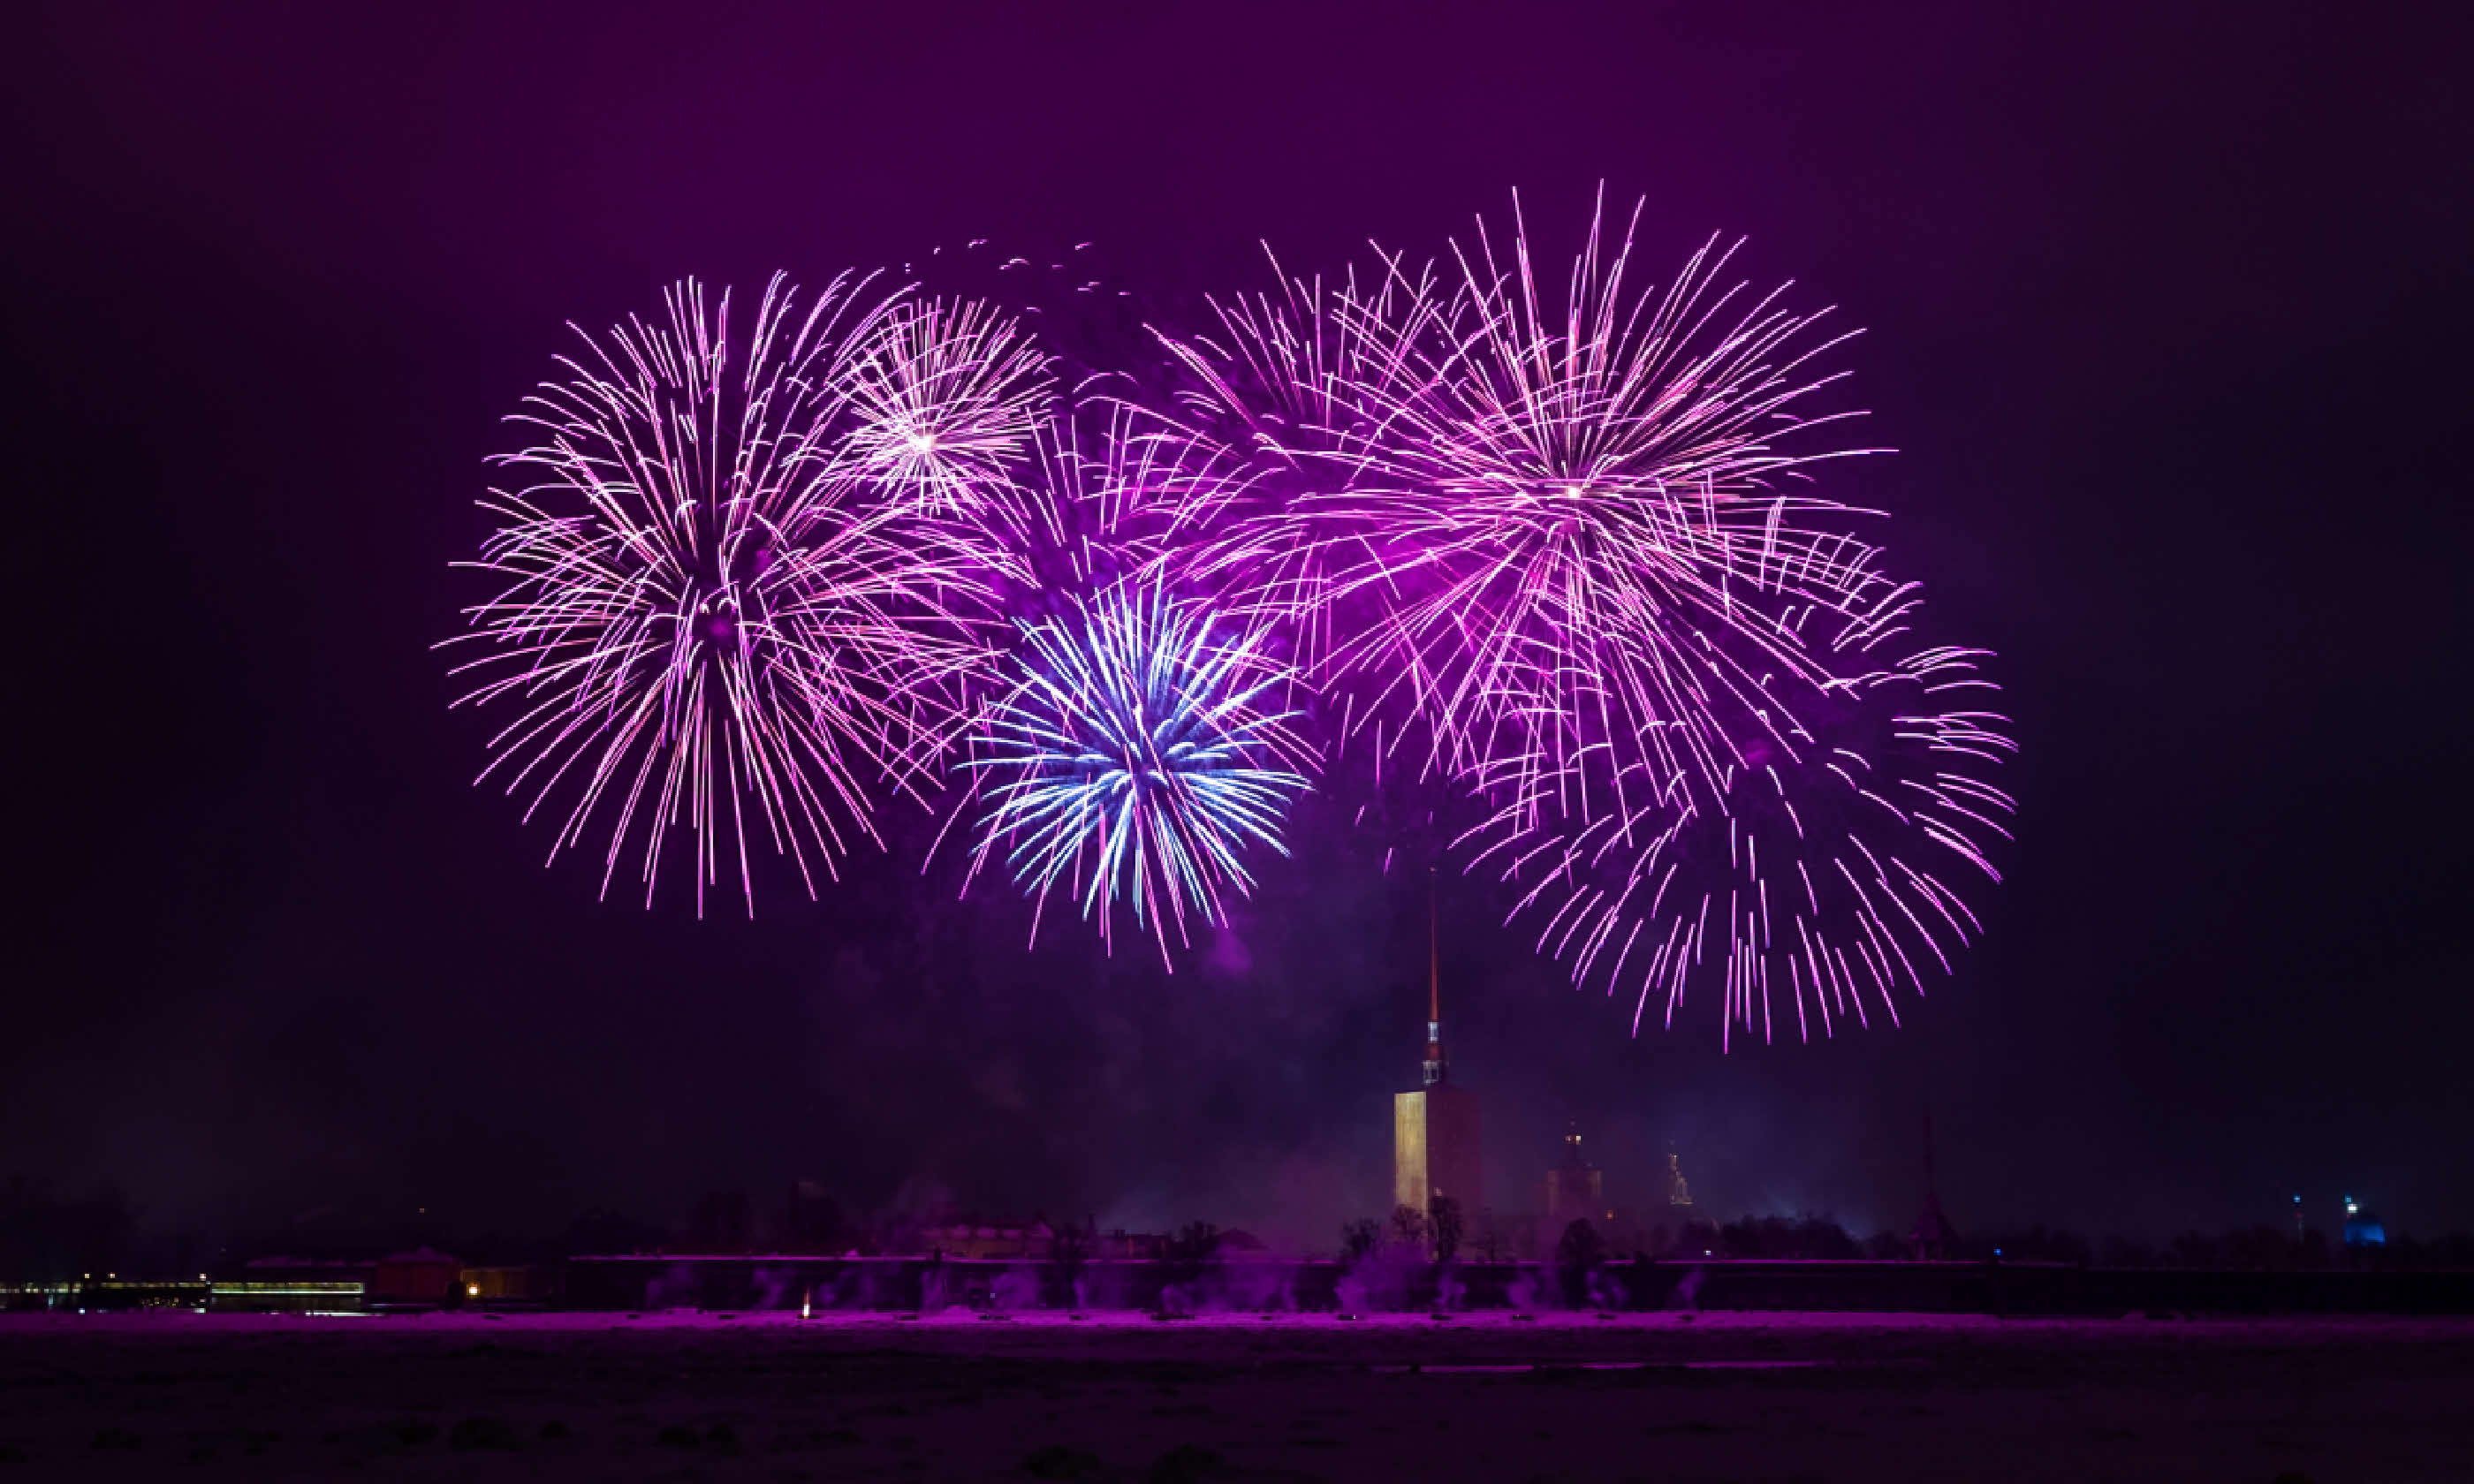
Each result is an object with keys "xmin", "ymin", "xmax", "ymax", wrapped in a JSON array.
[
  {"xmin": 839, "ymin": 295, "xmax": 1056, "ymax": 515},
  {"xmin": 1153, "ymin": 193, "xmax": 2011, "ymax": 1040},
  {"xmin": 444, "ymin": 273, "xmax": 988, "ymax": 914}
]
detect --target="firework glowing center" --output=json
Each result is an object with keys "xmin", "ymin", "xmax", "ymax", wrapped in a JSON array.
[
  {"xmin": 442, "ymin": 195, "xmax": 2015, "ymax": 1046},
  {"xmin": 966, "ymin": 582, "xmax": 1311, "ymax": 969}
]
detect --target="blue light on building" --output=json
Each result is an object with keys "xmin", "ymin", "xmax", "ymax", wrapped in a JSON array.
[{"xmin": 2342, "ymin": 1195, "xmax": 2387, "ymax": 1247}]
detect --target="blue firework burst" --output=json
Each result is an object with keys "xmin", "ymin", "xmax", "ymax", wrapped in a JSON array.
[{"xmin": 967, "ymin": 580, "xmax": 1312, "ymax": 965}]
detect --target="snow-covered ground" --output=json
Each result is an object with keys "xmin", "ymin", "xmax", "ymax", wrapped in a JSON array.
[{"xmin": 3, "ymin": 1309, "xmax": 2469, "ymax": 1479}]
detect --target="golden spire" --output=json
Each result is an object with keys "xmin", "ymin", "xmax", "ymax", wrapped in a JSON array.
[{"xmin": 1428, "ymin": 866, "xmax": 1440, "ymax": 1025}]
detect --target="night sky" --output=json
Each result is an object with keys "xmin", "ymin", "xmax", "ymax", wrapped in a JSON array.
[{"xmin": 8, "ymin": 1, "xmax": 2468, "ymax": 1256}]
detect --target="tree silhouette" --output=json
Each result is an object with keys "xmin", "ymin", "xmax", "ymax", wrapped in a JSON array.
[
  {"xmin": 1051, "ymin": 1215, "xmax": 1092, "ymax": 1288},
  {"xmin": 1555, "ymin": 1218, "xmax": 1605, "ymax": 1306},
  {"xmin": 1470, "ymin": 1210, "xmax": 1511, "ymax": 1264},
  {"xmin": 1166, "ymin": 1221, "xmax": 1222, "ymax": 1265},
  {"xmin": 1427, "ymin": 1196, "xmax": 1464, "ymax": 1264}
]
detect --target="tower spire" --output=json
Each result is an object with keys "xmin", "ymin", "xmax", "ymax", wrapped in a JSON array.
[
  {"xmin": 1429, "ymin": 867, "xmax": 1440, "ymax": 1024},
  {"xmin": 1423, "ymin": 867, "xmax": 1446, "ymax": 1086}
]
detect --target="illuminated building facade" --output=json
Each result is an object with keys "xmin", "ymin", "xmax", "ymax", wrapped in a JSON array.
[
  {"xmin": 2342, "ymin": 1195, "xmax": 2387, "ymax": 1247},
  {"xmin": 918, "ymin": 1219, "xmax": 1058, "ymax": 1261}
]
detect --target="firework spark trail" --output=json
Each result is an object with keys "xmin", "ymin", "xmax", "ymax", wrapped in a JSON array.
[
  {"xmin": 1157, "ymin": 193, "xmax": 1889, "ymax": 817},
  {"xmin": 1150, "ymin": 191, "xmax": 2010, "ymax": 1039},
  {"xmin": 444, "ymin": 273, "xmax": 990, "ymax": 915},
  {"xmin": 1458, "ymin": 646, "xmax": 2014, "ymax": 1044},
  {"xmin": 839, "ymin": 295, "xmax": 1056, "ymax": 516},
  {"xmin": 879, "ymin": 384, "xmax": 1272, "ymax": 679},
  {"xmin": 964, "ymin": 578, "xmax": 1312, "ymax": 968},
  {"xmin": 913, "ymin": 389, "xmax": 1312, "ymax": 963}
]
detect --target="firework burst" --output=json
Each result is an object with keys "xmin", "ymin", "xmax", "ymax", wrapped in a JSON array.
[
  {"xmin": 438, "ymin": 202, "xmax": 2013, "ymax": 1043},
  {"xmin": 839, "ymin": 295, "xmax": 1055, "ymax": 514},
  {"xmin": 1461, "ymin": 640, "xmax": 2015, "ymax": 1047},
  {"xmin": 964, "ymin": 579, "xmax": 1312, "ymax": 966},
  {"xmin": 1164, "ymin": 194, "xmax": 1876, "ymax": 808},
  {"xmin": 1154, "ymin": 192, "xmax": 2011, "ymax": 1038},
  {"xmin": 898, "ymin": 390, "xmax": 1263, "ymax": 654},
  {"xmin": 444, "ymin": 273, "xmax": 988, "ymax": 914}
]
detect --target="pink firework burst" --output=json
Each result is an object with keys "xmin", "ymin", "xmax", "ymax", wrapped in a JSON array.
[
  {"xmin": 444, "ymin": 273, "xmax": 989, "ymax": 915},
  {"xmin": 839, "ymin": 295, "xmax": 1057, "ymax": 515},
  {"xmin": 1165, "ymin": 193, "xmax": 1878, "ymax": 804},
  {"xmin": 1156, "ymin": 193, "xmax": 2011, "ymax": 1041}
]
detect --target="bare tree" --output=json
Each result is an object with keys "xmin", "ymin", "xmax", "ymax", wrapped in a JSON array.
[
  {"xmin": 1051, "ymin": 1214, "xmax": 1092, "ymax": 1288},
  {"xmin": 1428, "ymin": 1196, "xmax": 1464, "ymax": 1264},
  {"xmin": 1555, "ymin": 1218, "xmax": 1605, "ymax": 1306},
  {"xmin": 1167, "ymin": 1221, "xmax": 1221, "ymax": 1265},
  {"xmin": 1471, "ymin": 1208, "xmax": 1510, "ymax": 1265}
]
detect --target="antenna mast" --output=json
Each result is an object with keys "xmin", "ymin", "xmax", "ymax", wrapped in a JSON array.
[{"xmin": 1423, "ymin": 867, "xmax": 1446, "ymax": 1086}]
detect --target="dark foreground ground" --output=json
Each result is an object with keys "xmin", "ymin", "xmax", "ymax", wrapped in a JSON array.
[{"xmin": 3, "ymin": 1311, "xmax": 2469, "ymax": 1481}]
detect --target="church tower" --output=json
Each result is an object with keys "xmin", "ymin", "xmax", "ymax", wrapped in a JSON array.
[
  {"xmin": 1545, "ymin": 1123, "xmax": 1605, "ymax": 1228},
  {"xmin": 1393, "ymin": 871, "xmax": 1483, "ymax": 1222}
]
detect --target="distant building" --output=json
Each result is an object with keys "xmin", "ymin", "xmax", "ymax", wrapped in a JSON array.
[
  {"xmin": 1545, "ymin": 1124, "xmax": 1604, "ymax": 1229},
  {"xmin": 1394, "ymin": 873, "xmax": 1482, "ymax": 1228},
  {"xmin": 1216, "ymin": 1229, "xmax": 1275, "ymax": 1262},
  {"xmin": 1666, "ymin": 1147, "xmax": 1694, "ymax": 1212},
  {"xmin": 917, "ymin": 1219, "xmax": 1056, "ymax": 1261},
  {"xmin": 459, "ymin": 1264, "xmax": 561, "ymax": 1305},
  {"xmin": 210, "ymin": 1257, "xmax": 369, "ymax": 1314},
  {"xmin": 371, "ymin": 1248, "xmax": 462, "ymax": 1307},
  {"xmin": 2342, "ymin": 1196, "xmax": 2387, "ymax": 1247},
  {"xmin": 1091, "ymin": 1229, "xmax": 1168, "ymax": 1261}
]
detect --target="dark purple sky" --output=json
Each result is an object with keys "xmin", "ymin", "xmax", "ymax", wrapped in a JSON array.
[{"xmin": 7, "ymin": 0, "xmax": 2468, "ymax": 1253}]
